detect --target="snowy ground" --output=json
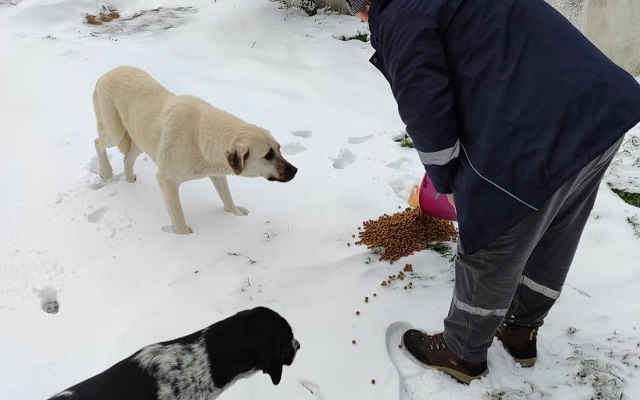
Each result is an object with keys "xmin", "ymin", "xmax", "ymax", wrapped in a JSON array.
[{"xmin": 1, "ymin": 1, "xmax": 639, "ymax": 399}]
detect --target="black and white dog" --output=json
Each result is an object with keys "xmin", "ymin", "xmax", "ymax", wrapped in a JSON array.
[{"xmin": 48, "ymin": 307, "xmax": 300, "ymax": 399}]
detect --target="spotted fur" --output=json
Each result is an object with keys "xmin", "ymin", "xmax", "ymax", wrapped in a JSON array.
[{"xmin": 47, "ymin": 307, "xmax": 300, "ymax": 400}]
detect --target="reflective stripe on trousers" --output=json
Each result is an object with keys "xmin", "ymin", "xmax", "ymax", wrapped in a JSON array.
[{"xmin": 442, "ymin": 137, "xmax": 623, "ymax": 362}]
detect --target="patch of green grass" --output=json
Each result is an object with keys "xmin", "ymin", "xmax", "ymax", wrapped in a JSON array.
[
  {"xmin": 426, "ymin": 241, "xmax": 452, "ymax": 257},
  {"xmin": 610, "ymin": 187, "xmax": 640, "ymax": 208},
  {"xmin": 399, "ymin": 137, "xmax": 414, "ymax": 148},
  {"xmin": 394, "ymin": 133, "xmax": 414, "ymax": 148}
]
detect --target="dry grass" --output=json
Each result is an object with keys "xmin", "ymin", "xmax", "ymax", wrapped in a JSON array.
[{"xmin": 85, "ymin": 6, "xmax": 120, "ymax": 25}]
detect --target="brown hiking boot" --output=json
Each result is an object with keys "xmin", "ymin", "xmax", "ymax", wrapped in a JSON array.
[
  {"xmin": 401, "ymin": 330, "xmax": 488, "ymax": 384},
  {"xmin": 495, "ymin": 324, "xmax": 538, "ymax": 367}
]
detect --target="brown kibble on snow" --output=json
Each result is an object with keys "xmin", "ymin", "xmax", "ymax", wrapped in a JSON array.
[
  {"xmin": 373, "ymin": 293, "xmax": 377, "ymax": 297},
  {"xmin": 356, "ymin": 310, "xmax": 360, "ymax": 315},
  {"xmin": 371, "ymin": 379, "xmax": 376, "ymax": 384},
  {"xmin": 365, "ymin": 296, "xmax": 369, "ymax": 303},
  {"xmin": 354, "ymin": 208, "xmax": 457, "ymax": 263},
  {"xmin": 352, "ymin": 339, "xmax": 357, "ymax": 344}
]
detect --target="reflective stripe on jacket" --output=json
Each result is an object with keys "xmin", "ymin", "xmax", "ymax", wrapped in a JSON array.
[{"xmin": 368, "ymin": 0, "xmax": 640, "ymax": 254}]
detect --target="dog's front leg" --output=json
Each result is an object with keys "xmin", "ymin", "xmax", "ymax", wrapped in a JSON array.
[
  {"xmin": 157, "ymin": 172, "xmax": 192, "ymax": 234},
  {"xmin": 209, "ymin": 176, "xmax": 248, "ymax": 216}
]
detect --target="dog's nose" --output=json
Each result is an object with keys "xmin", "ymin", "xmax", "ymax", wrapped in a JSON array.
[
  {"xmin": 287, "ymin": 164, "xmax": 298, "ymax": 178},
  {"xmin": 293, "ymin": 339, "xmax": 300, "ymax": 351},
  {"xmin": 276, "ymin": 164, "xmax": 297, "ymax": 182}
]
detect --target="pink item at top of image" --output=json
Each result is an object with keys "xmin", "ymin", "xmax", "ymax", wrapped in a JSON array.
[{"xmin": 419, "ymin": 172, "xmax": 458, "ymax": 221}]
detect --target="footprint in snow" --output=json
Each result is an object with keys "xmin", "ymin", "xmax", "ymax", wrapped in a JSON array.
[
  {"xmin": 86, "ymin": 172, "xmax": 125, "ymax": 190},
  {"xmin": 347, "ymin": 134, "xmax": 374, "ymax": 144},
  {"xmin": 87, "ymin": 177, "xmax": 107, "ymax": 190},
  {"xmin": 281, "ymin": 142, "xmax": 307, "ymax": 155},
  {"xmin": 331, "ymin": 149, "xmax": 356, "ymax": 169},
  {"xmin": 291, "ymin": 130, "xmax": 312, "ymax": 139},
  {"xmin": 87, "ymin": 206, "xmax": 109, "ymax": 223},
  {"xmin": 386, "ymin": 157, "xmax": 413, "ymax": 169}
]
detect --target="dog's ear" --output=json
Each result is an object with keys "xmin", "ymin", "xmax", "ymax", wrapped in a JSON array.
[
  {"xmin": 258, "ymin": 339, "xmax": 284, "ymax": 385},
  {"xmin": 226, "ymin": 143, "xmax": 250, "ymax": 175},
  {"xmin": 267, "ymin": 355, "xmax": 284, "ymax": 385}
]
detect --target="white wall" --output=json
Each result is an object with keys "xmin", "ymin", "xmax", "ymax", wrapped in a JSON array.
[{"xmin": 282, "ymin": 0, "xmax": 640, "ymax": 75}]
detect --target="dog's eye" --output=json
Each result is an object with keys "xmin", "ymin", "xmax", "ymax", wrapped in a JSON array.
[{"xmin": 264, "ymin": 149, "xmax": 275, "ymax": 161}]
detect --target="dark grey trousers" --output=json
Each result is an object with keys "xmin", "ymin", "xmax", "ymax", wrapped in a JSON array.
[{"xmin": 443, "ymin": 137, "xmax": 623, "ymax": 362}]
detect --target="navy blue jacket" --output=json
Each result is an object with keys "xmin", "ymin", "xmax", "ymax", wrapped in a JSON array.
[{"xmin": 368, "ymin": 0, "xmax": 640, "ymax": 254}]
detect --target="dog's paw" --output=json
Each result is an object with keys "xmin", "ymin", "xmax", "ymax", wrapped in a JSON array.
[
  {"xmin": 227, "ymin": 206, "xmax": 249, "ymax": 216},
  {"xmin": 125, "ymin": 174, "xmax": 136, "ymax": 183},
  {"xmin": 163, "ymin": 225, "xmax": 192, "ymax": 234},
  {"xmin": 98, "ymin": 163, "xmax": 113, "ymax": 180}
]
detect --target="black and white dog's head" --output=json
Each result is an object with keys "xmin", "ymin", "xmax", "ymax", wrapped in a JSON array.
[
  {"xmin": 48, "ymin": 306, "xmax": 300, "ymax": 400},
  {"xmin": 206, "ymin": 306, "xmax": 300, "ymax": 388}
]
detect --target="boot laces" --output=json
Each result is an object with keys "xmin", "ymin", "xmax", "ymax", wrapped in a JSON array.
[{"xmin": 429, "ymin": 332, "xmax": 447, "ymax": 350}]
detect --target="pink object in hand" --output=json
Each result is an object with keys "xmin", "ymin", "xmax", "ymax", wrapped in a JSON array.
[{"xmin": 419, "ymin": 172, "xmax": 458, "ymax": 221}]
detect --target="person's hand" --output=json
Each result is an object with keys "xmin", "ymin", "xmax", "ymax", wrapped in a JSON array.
[{"xmin": 446, "ymin": 193, "xmax": 456, "ymax": 212}]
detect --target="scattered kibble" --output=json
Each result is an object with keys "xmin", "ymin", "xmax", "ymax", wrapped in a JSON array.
[
  {"xmin": 356, "ymin": 310, "xmax": 360, "ymax": 316},
  {"xmin": 364, "ymin": 296, "xmax": 369, "ymax": 303},
  {"xmin": 352, "ymin": 339, "xmax": 357, "ymax": 344},
  {"xmin": 371, "ymin": 379, "xmax": 376, "ymax": 384}
]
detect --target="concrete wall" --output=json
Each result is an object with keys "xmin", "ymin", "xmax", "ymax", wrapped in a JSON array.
[
  {"xmin": 549, "ymin": 0, "xmax": 640, "ymax": 75},
  {"xmin": 283, "ymin": 0, "xmax": 640, "ymax": 76}
]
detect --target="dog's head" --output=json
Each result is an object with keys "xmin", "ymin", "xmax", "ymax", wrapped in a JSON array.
[
  {"xmin": 225, "ymin": 125, "xmax": 297, "ymax": 182},
  {"xmin": 207, "ymin": 306, "xmax": 300, "ymax": 389}
]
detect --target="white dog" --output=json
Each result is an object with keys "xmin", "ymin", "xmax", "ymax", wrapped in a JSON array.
[{"xmin": 92, "ymin": 66, "xmax": 297, "ymax": 233}]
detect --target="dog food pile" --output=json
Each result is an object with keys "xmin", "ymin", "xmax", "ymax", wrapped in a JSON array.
[{"xmin": 355, "ymin": 207, "xmax": 458, "ymax": 263}]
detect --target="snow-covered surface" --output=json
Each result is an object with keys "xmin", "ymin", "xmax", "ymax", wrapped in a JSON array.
[{"xmin": 1, "ymin": 1, "xmax": 639, "ymax": 399}]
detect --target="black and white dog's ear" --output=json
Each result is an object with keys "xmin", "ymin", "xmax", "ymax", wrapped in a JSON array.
[{"xmin": 258, "ymin": 335, "xmax": 284, "ymax": 385}]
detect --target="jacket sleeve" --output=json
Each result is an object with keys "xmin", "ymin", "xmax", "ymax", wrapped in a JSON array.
[{"xmin": 380, "ymin": 11, "xmax": 460, "ymax": 194}]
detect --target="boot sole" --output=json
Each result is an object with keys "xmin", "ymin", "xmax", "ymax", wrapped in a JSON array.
[
  {"xmin": 515, "ymin": 357, "xmax": 537, "ymax": 368},
  {"xmin": 400, "ymin": 337, "xmax": 488, "ymax": 385}
]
